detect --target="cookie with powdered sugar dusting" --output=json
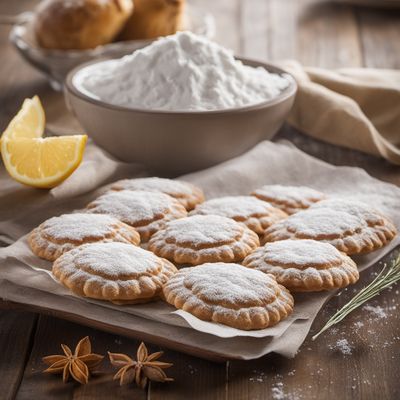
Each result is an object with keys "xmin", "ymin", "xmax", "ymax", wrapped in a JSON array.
[
  {"xmin": 243, "ymin": 239, "xmax": 359, "ymax": 292},
  {"xmin": 251, "ymin": 185, "xmax": 326, "ymax": 214},
  {"xmin": 52, "ymin": 242, "xmax": 177, "ymax": 304},
  {"xmin": 110, "ymin": 177, "xmax": 205, "ymax": 211},
  {"xmin": 262, "ymin": 199, "xmax": 397, "ymax": 255},
  {"xmin": 190, "ymin": 196, "xmax": 288, "ymax": 235},
  {"xmin": 162, "ymin": 262, "xmax": 294, "ymax": 330},
  {"xmin": 29, "ymin": 213, "xmax": 140, "ymax": 261},
  {"xmin": 86, "ymin": 190, "xmax": 187, "ymax": 242},
  {"xmin": 148, "ymin": 215, "xmax": 260, "ymax": 265}
]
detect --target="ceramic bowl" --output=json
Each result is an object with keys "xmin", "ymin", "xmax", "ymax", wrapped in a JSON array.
[
  {"xmin": 64, "ymin": 58, "xmax": 297, "ymax": 176},
  {"xmin": 9, "ymin": 7, "xmax": 214, "ymax": 91}
]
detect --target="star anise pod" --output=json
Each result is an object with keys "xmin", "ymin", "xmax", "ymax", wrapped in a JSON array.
[
  {"xmin": 43, "ymin": 336, "xmax": 104, "ymax": 384},
  {"xmin": 109, "ymin": 342, "xmax": 173, "ymax": 388}
]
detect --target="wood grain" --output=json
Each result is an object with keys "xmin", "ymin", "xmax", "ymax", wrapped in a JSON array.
[{"xmin": 0, "ymin": 0, "xmax": 400, "ymax": 399}]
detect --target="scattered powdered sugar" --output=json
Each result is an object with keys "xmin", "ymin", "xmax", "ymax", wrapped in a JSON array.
[
  {"xmin": 311, "ymin": 198, "xmax": 384, "ymax": 224},
  {"xmin": 41, "ymin": 213, "xmax": 119, "ymax": 240},
  {"xmin": 178, "ymin": 263, "xmax": 280, "ymax": 307},
  {"xmin": 75, "ymin": 31, "xmax": 291, "ymax": 111},
  {"xmin": 111, "ymin": 177, "xmax": 194, "ymax": 197},
  {"xmin": 263, "ymin": 239, "xmax": 342, "ymax": 266},
  {"xmin": 274, "ymin": 208, "xmax": 363, "ymax": 237},
  {"xmin": 67, "ymin": 242, "xmax": 161, "ymax": 277},
  {"xmin": 192, "ymin": 196, "xmax": 276, "ymax": 218},
  {"xmin": 87, "ymin": 190, "xmax": 181, "ymax": 224},
  {"xmin": 329, "ymin": 338, "xmax": 353, "ymax": 355},
  {"xmin": 363, "ymin": 304, "xmax": 387, "ymax": 319},
  {"xmin": 252, "ymin": 185, "xmax": 325, "ymax": 210},
  {"xmin": 160, "ymin": 215, "xmax": 243, "ymax": 245}
]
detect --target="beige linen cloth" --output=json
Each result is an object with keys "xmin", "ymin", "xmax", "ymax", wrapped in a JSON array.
[
  {"xmin": 281, "ymin": 61, "xmax": 400, "ymax": 164},
  {"xmin": 0, "ymin": 140, "xmax": 399, "ymax": 360}
]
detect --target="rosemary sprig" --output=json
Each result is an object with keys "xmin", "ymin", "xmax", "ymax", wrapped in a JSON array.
[{"xmin": 312, "ymin": 253, "xmax": 400, "ymax": 341}]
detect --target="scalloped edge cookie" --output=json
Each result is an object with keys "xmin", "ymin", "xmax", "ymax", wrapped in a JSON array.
[
  {"xmin": 163, "ymin": 262, "xmax": 294, "ymax": 330},
  {"xmin": 29, "ymin": 213, "xmax": 140, "ymax": 261},
  {"xmin": 190, "ymin": 195, "xmax": 288, "ymax": 235},
  {"xmin": 243, "ymin": 239, "xmax": 359, "ymax": 292},
  {"xmin": 148, "ymin": 215, "xmax": 260, "ymax": 265},
  {"xmin": 251, "ymin": 185, "xmax": 326, "ymax": 214},
  {"xmin": 52, "ymin": 242, "xmax": 177, "ymax": 304},
  {"xmin": 110, "ymin": 177, "xmax": 205, "ymax": 211}
]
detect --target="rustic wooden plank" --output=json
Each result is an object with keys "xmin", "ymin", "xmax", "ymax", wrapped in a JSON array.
[
  {"xmin": 15, "ymin": 315, "xmax": 148, "ymax": 400},
  {"xmin": 0, "ymin": 311, "xmax": 37, "ymax": 400},
  {"xmin": 297, "ymin": 1, "xmax": 363, "ymax": 67},
  {"xmin": 227, "ymin": 250, "xmax": 400, "ymax": 400},
  {"xmin": 149, "ymin": 350, "xmax": 227, "ymax": 400},
  {"xmin": 356, "ymin": 8, "xmax": 400, "ymax": 68}
]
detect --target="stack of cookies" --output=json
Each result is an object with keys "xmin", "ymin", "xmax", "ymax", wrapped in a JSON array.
[{"xmin": 28, "ymin": 178, "xmax": 397, "ymax": 331}]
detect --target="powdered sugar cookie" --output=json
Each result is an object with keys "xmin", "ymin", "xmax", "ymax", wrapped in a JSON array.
[
  {"xmin": 148, "ymin": 215, "xmax": 260, "ymax": 265},
  {"xmin": 251, "ymin": 185, "xmax": 326, "ymax": 214},
  {"xmin": 262, "ymin": 199, "xmax": 397, "ymax": 255},
  {"xmin": 110, "ymin": 177, "xmax": 205, "ymax": 211},
  {"xmin": 29, "ymin": 213, "xmax": 140, "ymax": 261},
  {"xmin": 163, "ymin": 262, "xmax": 294, "ymax": 330},
  {"xmin": 52, "ymin": 242, "xmax": 177, "ymax": 304},
  {"xmin": 190, "ymin": 196, "xmax": 288, "ymax": 235},
  {"xmin": 86, "ymin": 190, "xmax": 187, "ymax": 242},
  {"xmin": 243, "ymin": 239, "xmax": 359, "ymax": 292}
]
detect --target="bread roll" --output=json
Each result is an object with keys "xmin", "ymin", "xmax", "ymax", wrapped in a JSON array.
[
  {"xmin": 34, "ymin": 0, "xmax": 134, "ymax": 50},
  {"xmin": 119, "ymin": 0, "xmax": 185, "ymax": 41}
]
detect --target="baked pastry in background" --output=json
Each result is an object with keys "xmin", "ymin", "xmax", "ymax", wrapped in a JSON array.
[
  {"xmin": 190, "ymin": 196, "xmax": 288, "ymax": 235},
  {"xmin": 251, "ymin": 185, "xmax": 326, "ymax": 215},
  {"xmin": 119, "ymin": 0, "xmax": 185, "ymax": 41},
  {"xmin": 148, "ymin": 215, "xmax": 259, "ymax": 265},
  {"xmin": 243, "ymin": 239, "xmax": 359, "ymax": 292},
  {"xmin": 34, "ymin": 0, "xmax": 134, "ymax": 50},
  {"xmin": 86, "ymin": 190, "xmax": 187, "ymax": 242},
  {"xmin": 110, "ymin": 177, "xmax": 204, "ymax": 211},
  {"xmin": 163, "ymin": 262, "xmax": 294, "ymax": 330},
  {"xmin": 262, "ymin": 199, "xmax": 397, "ymax": 255},
  {"xmin": 52, "ymin": 242, "xmax": 177, "ymax": 304},
  {"xmin": 29, "ymin": 213, "xmax": 140, "ymax": 261}
]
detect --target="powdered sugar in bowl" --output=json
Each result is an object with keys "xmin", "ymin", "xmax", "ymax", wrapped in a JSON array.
[{"xmin": 65, "ymin": 32, "xmax": 296, "ymax": 175}]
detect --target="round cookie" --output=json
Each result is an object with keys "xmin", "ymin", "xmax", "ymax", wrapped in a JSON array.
[
  {"xmin": 52, "ymin": 242, "xmax": 177, "ymax": 304},
  {"xmin": 29, "ymin": 213, "xmax": 140, "ymax": 261},
  {"xmin": 86, "ymin": 190, "xmax": 187, "ymax": 242},
  {"xmin": 251, "ymin": 185, "xmax": 326, "ymax": 214},
  {"xmin": 262, "ymin": 199, "xmax": 397, "ymax": 255},
  {"xmin": 162, "ymin": 262, "xmax": 294, "ymax": 330},
  {"xmin": 190, "ymin": 196, "xmax": 288, "ymax": 235},
  {"xmin": 243, "ymin": 239, "xmax": 359, "ymax": 292},
  {"xmin": 148, "ymin": 215, "xmax": 260, "ymax": 265},
  {"xmin": 110, "ymin": 177, "xmax": 205, "ymax": 211}
]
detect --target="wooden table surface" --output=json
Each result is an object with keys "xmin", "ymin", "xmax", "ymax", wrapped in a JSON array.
[{"xmin": 1, "ymin": 1, "xmax": 400, "ymax": 399}]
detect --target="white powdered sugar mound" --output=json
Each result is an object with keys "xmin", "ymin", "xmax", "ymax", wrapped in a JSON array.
[
  {"xmin": 112, "ymin": 177, "xmax": 194, "ymax": 196},
  {"xmin": 87, "ymin": 190, "xmax": 177, "ymax": 223},
  {"xmin": 192, "ymin": 196, "xmax": 276, "ymax": 218},
  {"xmin": 160, "ymin": 215, "xmax": 242, "ymax": 245},
  {"xmin": 280, "ymin": 208, "xmax": 363, "ymax": 237},
  {"xmin": 75, "ymin": 31, "xmax": 290, "ymax": 111},
  {"xmin": 254, "ymin": 185, "xmax": 324, "ymax": 204},
  {"xmin": 179, "ymin": 263, "xmax": 278, "ymax": 306},
  {"xmin": 41, "ymin": 213, "xmax": 120, "ymax": 240},
  {"xmin": 66, "ymin": 242, "xmax": 160, "ymax": 277},
  {"xmin": 330, "ymin": 338, "xmax": 353, "ymax": 355},
  {"xmin": 264, "ymin": 239, "xmax": 342, "ymax": 266}
]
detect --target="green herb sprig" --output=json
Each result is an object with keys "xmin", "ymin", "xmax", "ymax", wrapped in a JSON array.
[{"xmin": 312, "ymin": 254, "xmax": 400, "ymax": 341}]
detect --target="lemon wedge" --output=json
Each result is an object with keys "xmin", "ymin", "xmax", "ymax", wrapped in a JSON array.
[
  {"xmin": 2, "ymin": 96, "xmax": 45, "ymax": 140},
  {"xmin": 1, "ymin": 135, "xmax": 87, "ymax": 188}
]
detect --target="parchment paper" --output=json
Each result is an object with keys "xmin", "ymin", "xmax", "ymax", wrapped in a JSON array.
[{"xmin": 0, "ymin": 140, "xmax": 399, "ymax": 359}]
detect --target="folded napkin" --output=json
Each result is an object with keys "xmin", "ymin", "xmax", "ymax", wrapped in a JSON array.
[{"xmin": 281, "ymin": 60, "xmax": 400, "ymax": 164}]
